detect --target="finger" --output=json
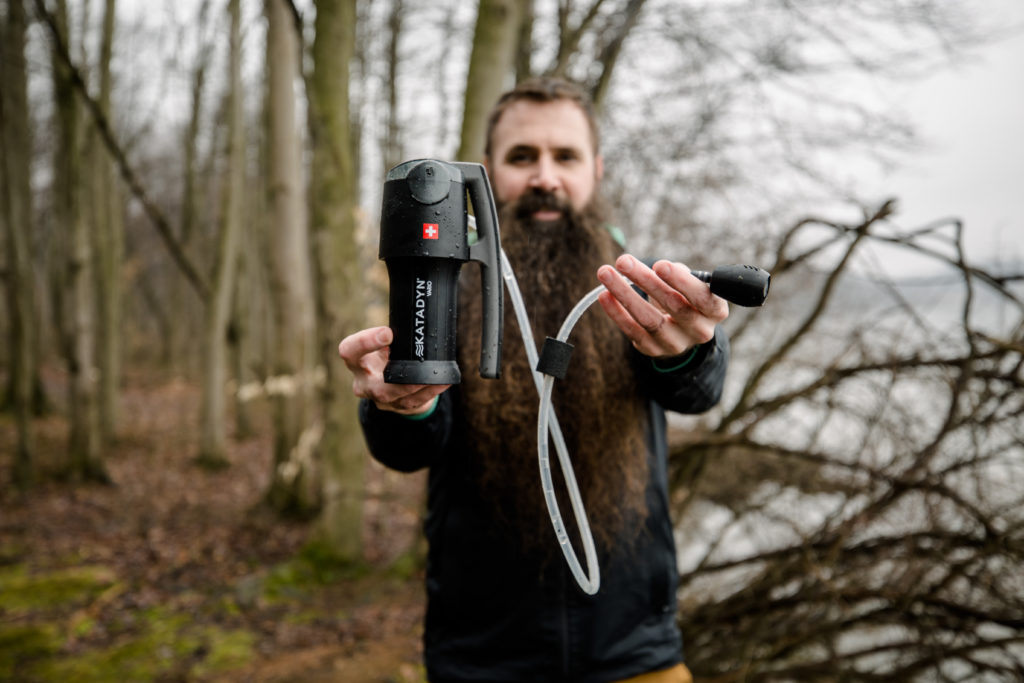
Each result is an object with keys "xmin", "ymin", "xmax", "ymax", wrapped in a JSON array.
[
  {"xmin": 338, "ymin": 327, "xmax": 392, "ymax": 369},
  {"xmin": 614, "ymin": 255, "xmax": 694, "ymax": 319},
  {"xmin": 363, "ymin": 379, "xmax": 447, "ymax": 412},
  {"xmin": 595, "ymin": 290, "xmax": 661, "ymax": 353},
  {"xmin": 379, "ymin": 384, "xmax": 451, "ymax": 414},
  {"xmin": 597, "ymin": 289, "xmax": 646, "ymax": 339},
  {"xmin": 597, "ymin": 263, "xmax": 673, "ymax": 340},
  {"xmin": 652, "ymin": 260, "xmax": 728, "ymax": 323},
  {"xmin": 599, "ymin": 288, "xmax": 698, "ymax": 358}
]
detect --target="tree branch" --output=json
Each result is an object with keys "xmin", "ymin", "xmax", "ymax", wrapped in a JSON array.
[{"xmin": 32, "ymin": 0, "xmax": 209, "ymax": 301}]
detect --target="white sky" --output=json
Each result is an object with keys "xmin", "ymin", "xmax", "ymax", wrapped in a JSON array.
[
  {"xmin": 860, "ymin": 2, "xmax": 1024, "ymax": 275},
  {"xmin": 107, "ymin": 0, "xmax": 1021, "ymax": 278}
]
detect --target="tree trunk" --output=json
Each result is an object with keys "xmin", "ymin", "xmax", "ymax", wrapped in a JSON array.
[
  {"xmin": 92, "ymin": 0, "xmax": 123, "ymax": 444},
  {"xmin": 456, "ymin": 0, "xmax": 524, "ymax": 162},
  {"xmin": 589, "ymin": 0, "xmax": 646, "ymax": 111},
  {"xmin": 51, "ymin": 0, "xmax": 106, "ymax": 482},
  {"xmin": 514, "ymin": 0, "xmax": 534, "ymax": 81},
  {"xmin": 263, "ymin": 0, "xmax": 320, "ymax": 514},
  {"xmin": 381, "ymin": 0, "xmax": 403, "ymax": 172},
  {"xmin": 197, "ymin": 0, "xmax": 244, "ymax": 468},
  {"xmin": 308, "ymin": 0, "xmax": 366, "ymax": 561},
  {"xmin": 230, "ymin": 251, "xmax": 254, "ymax": 439},
  {"xmin": 173, "ymin": 0, "xmax": 212, "ymax": 372},
  {"xmin": 1, "ymin": 0, "xmax": 37, "ymax": 487}
]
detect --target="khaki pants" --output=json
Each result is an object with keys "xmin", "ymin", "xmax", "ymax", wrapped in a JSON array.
[{"xmin": 616, "ymin": 662, "xmax": 693, "ymax": 683}]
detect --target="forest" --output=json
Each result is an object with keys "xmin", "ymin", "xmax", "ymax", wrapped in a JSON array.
[{"xmin": 2, "ymin": 0, "xmax": 1023, "ymax": 680}]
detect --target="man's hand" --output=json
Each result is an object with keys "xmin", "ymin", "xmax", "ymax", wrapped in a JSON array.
[
  {"xmin": 596, "ymin": 254, "xmax": 728, "ymax": 359},
  {"xmin": 338, "ymin": 327, "xmax": 451, "ymax": 416}
]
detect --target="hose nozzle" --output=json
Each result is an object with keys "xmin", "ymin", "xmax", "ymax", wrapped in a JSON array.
[{"xmin": 691, "ymin": 265, "xmax": 771, "ymax": 307}]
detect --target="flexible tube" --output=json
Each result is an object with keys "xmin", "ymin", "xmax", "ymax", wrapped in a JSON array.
[{"xmin": 500, "ymin": 249, "xmax": 604, "ymax": 594}]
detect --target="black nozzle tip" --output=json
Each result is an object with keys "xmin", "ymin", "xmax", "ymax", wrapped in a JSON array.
[{"xmin": 701, "ymin": 264, "xmax": 771, "ymax": 307}]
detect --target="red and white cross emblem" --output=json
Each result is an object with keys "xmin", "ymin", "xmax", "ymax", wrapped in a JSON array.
[{"xmin": 422, "ymin": 223, "xmax": 439, "ymax": 240}]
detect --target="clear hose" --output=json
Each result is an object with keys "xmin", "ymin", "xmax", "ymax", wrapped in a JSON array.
[{"xmin": 500, "ymin": 249, "xmax": 605, "ymax": 595}]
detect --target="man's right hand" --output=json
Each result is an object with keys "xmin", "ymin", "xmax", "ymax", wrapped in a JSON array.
[{"xmin": 338, "ymin": 326, "xmax": 451, "ymax": 416}]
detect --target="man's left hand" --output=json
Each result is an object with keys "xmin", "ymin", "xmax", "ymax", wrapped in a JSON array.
[{"xmin": 596, "ymin": 254, "xmax": 728, "ymax": 359}]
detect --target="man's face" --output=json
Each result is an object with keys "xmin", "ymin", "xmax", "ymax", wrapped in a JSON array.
[{"xmin": 486, "ymin": 99, "xmax": 603, "ymax": 219}]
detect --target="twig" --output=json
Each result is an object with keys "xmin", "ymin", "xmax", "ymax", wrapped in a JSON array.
[{"xmin": 32, "ymin": 0, "xmax": 209, "ymax": 301}]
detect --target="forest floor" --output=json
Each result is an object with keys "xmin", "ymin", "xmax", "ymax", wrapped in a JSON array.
[{"xmin": 0, "ymin": 367, "xmax": 429, "ymax": 682}]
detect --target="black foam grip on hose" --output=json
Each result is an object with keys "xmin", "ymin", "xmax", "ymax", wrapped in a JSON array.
[{"xmin": 536, "ymin": 337, "xmax": 575, "ymax": 380}]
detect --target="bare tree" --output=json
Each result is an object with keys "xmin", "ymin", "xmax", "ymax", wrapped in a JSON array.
[
  {"xmin": 170, "ymin": 0, "xmax": 214, "ymax": 370},
  {"xmin": 671, "ymin": 202, "xmax": 1024, "ymax": 680},
  {"xmin": 32, "ymin": 0, "xmax": 215, "ymax": 479},
  {"xmin": 197, "ymin": 0, "xmax": 245, "ymax": 468},
  {"xmin": 262, "ymin": 0, "xmax": 319, "ymax": 512},
  {"xmin": 1, "ymin": 0, "xmax": 38, "ymax": 487},
  {"xmin": 456, "ymin": 0, "xmax": 527, "ymax": 162},
  {"xmin": 89, "ymin": 0, "xmax": 122, "ymax": 444},
  {"xmin": 380, "ymin": 0, "xmax": 404, "ymax": 172},
  {"xmin": 597, "ymin": 0, "xmax": 994, "ymax": 258},
  {"xmin": 545, "ymin": 0, "xmax": 648, "ymax": 109},
  {"xmin": 33, "ymin": 0, "xmax": 209, "ymax": 302},
  {"xmin": 305, "ymin": 0, "xmax": 366, "ymax": 557},
  {"xmin": 49, "ymin": 0, "xmax": 106, "ymax": 481}
]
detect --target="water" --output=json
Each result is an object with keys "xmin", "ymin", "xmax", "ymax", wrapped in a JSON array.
[{"xmin": 671, "ymin": 266, "xmax": 1024, "ymax": 678}]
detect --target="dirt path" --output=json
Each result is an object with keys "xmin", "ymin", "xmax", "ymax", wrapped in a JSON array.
[{"xmin": 0, "ymin": 370, "xmax": 428, "ymax": 682}]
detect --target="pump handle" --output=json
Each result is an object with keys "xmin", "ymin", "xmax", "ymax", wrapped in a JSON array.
[{"xmin": 455, "ymin": 163, "xmax": 503, "ymax": 379}]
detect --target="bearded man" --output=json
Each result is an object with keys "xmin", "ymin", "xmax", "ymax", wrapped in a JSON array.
[{"xmin": 339, "ymin": 78, "xmax": 729, "ymax": 683}]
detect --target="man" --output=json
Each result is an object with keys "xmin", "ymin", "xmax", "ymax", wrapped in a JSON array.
[{"xmin": 339, "ymin": 78, "xmax": 729, "ymax": 683}]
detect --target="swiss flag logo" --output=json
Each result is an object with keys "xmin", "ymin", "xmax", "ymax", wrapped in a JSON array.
[{"xmin": 422, "ymin": 223, "xmax": 439, "ymax": 240}]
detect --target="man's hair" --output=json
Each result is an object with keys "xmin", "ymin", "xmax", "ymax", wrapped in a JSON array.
[{"xmin": 484, "ymin": 77, "xmax": 600, "ymax": 159}]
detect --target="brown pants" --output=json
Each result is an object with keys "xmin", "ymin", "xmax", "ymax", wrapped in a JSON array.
[{"xmin": 616, "ymin": 662, "xmax": 693, "ymax": 683}]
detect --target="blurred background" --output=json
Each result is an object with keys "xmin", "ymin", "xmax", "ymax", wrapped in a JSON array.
[{"xmin": 1, "ymin": 0, "xmax": 1022, "ymax": 680}]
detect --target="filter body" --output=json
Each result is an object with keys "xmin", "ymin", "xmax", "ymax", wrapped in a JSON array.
[{"xmin": 379, "ymin": 159, "xmax": 502, "ymax": 384}]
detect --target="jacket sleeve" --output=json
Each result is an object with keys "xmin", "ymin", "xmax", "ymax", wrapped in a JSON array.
[
  {"xmin": 358, "ymin": 391, "xmax": 454, "ymax": 472},
  {"xmin": 633, "ymin": 328, "xmax": 730, "ymax": 414}
]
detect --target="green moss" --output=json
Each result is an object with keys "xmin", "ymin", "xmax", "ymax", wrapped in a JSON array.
[
  {"xmin": 298, "ymin": 540, "xmax": 371, "ymax": 580},
  {"xmin": 32, "ymin": 608, "xmax": 186, "ymax": 681},
  {"xmin": 0, "ymin": 560, "xmax": 260, "ymax": 680},
  {"xmin": 260, "ymin": 545, "xmax": 369, "ymax": 604},
  {"xmin": 282, "ymin": 608, "xmax": 324, "ymax": 625},
  {"xmin": 191, "ymin": 627, "xmax": 255, "ymax": 677},
  {"xmin": 71, "ymin": 615, "xmax": 97, "ymax": 639},
  {"xmin": 386, "ymin": 549, "xmax": 425, "ymax": 581},
  {"xmin": 0, "ymin": 623, "xmax": 61, "ymax": 679},
  {"xmin": 215, "ymin": 593, "xmax": 243, "ymax": 616},
  {"xmin": 27, "ymin": 608, "xmax": 253, "ymax": 681},
  {"xmin": 0, "ymin": 541, "xmax": 27, "ymax": 565},
  {"xmin": 0, "ymin": 565, "xmax": 117, "ymax": 614}
]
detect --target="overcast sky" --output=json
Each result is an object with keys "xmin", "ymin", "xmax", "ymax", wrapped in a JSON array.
[
  {"xmin": 111, "ymin": 0, "xmax": 1020, "ymax": 278},
  {"xmin": 859, "ymin": 2, "xmax": 1024, "ymax": 276}
]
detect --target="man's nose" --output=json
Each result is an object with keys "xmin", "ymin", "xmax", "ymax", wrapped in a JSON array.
[{"xmin": 528, "ymin": 156, "xmax": 560, "ymax": 192}]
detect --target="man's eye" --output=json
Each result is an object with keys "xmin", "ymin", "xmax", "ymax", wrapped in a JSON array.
[
  {"xmin": 556, "ymin": 151, "xmax": 579, "ymax": 163},
  {"xmin": 507, "ymin": 151, "xmax": 533, "ymax": 164}
]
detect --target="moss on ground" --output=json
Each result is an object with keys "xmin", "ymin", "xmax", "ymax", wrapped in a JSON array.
[
  {"xmin": 0, "ymin": 564, "xmax": 253, "ymax": 682},
  {"xmin": 0, "ymin": 623, "xmax": 62, "ymax": 679},
  {"xmin": 0, "ymin": 565, "xmax": 116, "ymax": 614},
  {"xmin": 0, "ymin": 548, "xmax": 421, "ymax": 682}
]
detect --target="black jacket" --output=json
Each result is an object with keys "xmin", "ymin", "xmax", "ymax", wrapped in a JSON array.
[{"xmin": 359, "ymin": 332, "xmax": 729, "ymax": 683}]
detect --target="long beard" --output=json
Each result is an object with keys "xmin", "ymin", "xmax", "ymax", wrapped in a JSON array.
[{"xmin": 457, "ymin": 190, "xmax": 649, "ymax": 558}]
